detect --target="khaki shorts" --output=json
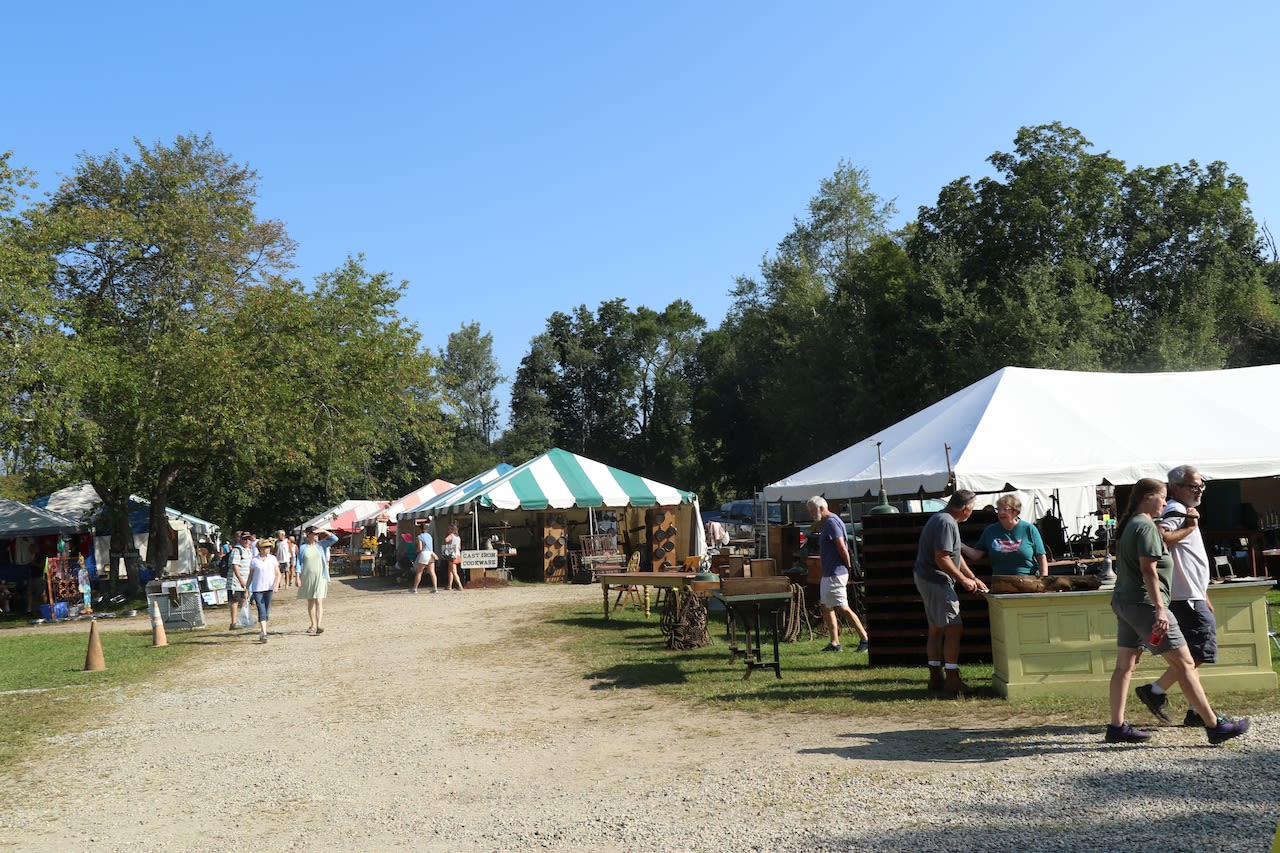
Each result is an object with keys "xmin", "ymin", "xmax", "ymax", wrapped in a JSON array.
[{"xmin": 820, "ymin": 572, "xmax": 849, "ymax": 609}]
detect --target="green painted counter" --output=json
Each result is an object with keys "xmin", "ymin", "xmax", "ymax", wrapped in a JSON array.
[{"xmin": 987, "ymin": 579, "xmax": 1276, "ymax": 699}]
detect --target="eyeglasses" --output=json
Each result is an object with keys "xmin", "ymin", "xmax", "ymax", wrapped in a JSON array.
[{"xmin": 1180, "ymin": 482, "xmax": 1206, "ymax": 492}]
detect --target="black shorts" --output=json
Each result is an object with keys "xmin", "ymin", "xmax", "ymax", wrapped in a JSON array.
[
  {"xmin": 1170, "ymin": 599, "xmax": 1217, "ymax": 664},
  {"xmin": 227, "ymin": 589, "xmax": 246, "ymax": 604}
]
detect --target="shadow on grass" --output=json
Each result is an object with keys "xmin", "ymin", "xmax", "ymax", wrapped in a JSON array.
[{"xmin": 585, "ymin": 661, "xmax": 689, "ymax": 688}]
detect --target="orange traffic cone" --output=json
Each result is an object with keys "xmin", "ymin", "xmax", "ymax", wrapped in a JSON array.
[
  {"xmin": 83, "ymin": 620, "xmax": 106, "ymax": 672},
  {"xmin": 151, "ymin": 601, "xmax": 168, "ymax": 648}
]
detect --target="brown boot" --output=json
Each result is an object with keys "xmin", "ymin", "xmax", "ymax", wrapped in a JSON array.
[
  {"xmin": 942, "ymin": 667, "xmax": 971, "ymax": 696},
  {"xmin": 927, "ymin": 664, "xmax": 944, "ymax": 692}
]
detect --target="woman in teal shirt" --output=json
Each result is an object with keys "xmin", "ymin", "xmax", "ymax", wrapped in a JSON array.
[{"xmin": 962, "ymin": 494, "xmax": 1048, "ymax": 576}]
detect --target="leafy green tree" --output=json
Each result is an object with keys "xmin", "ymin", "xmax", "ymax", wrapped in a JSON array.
[
  {"xmin": 0, "ymin": 152, "xmax": 61, "ymax": 494},
  {"xmin": 18, "ymin": 136, "xmax": 447, "ymax": 589},
  {"xmin": 21, "ymin": 135, "xmax": 294, "ymax": 589},
  {"xmin": 497, "ymin": 333, "xmax": 557, "ymax": 463},
  {"xmin": 434, "ymin": 322, "xmax": 504, "ymax": 480},
  {"xmin": 907, "ymin": 123, "xmax": 1276, "ymax": 389}
]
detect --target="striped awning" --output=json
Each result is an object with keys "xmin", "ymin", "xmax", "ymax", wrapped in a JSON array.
[
  {"xmin": 427, "ymin": 448, "xmax": 693, "ymax": 513},
  {"xmin": 353, "ymin": 479, "xmax": 455, "ymax": 526},
  {"xmin": 399, "ymin": 464, "xmax": 513, "ymax": 521}
]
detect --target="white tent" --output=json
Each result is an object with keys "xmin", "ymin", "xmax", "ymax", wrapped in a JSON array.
[
  {"xmin": 764, "ymin": 365, "xmax": 1280, "ymax": 524},
  {"xmin": 33, "ymin": 482, "xmax": 211, "ymax": 575}
]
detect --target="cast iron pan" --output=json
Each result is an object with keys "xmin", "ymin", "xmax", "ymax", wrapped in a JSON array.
[
  {"xmin": 653, "ymin": 527, "xmax": 666, "ymax": 543},
  {"xmin": 552, "ymin": 554, "xmax": 566, "ymax": 569},
  {"xmin": 556, "ymin": 535, "xmax": 566, "ymax": 548},
  {"xmin": 545, "ymin": 534, "xmax": 557, "ymax": 546}
]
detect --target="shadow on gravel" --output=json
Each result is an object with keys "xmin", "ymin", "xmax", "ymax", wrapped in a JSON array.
[{"xmin": 799, "ymin": 723, "xmax": 1167, "ymax": 763}]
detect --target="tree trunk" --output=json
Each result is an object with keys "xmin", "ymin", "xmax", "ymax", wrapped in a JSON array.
[{"xmin": 146, "ymin": 465, "xmax": 181, "ymax": 577}]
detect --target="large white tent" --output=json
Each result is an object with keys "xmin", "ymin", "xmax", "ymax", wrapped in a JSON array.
[
  {"xmin": 33, "ymin": 482, "xmax": 213, "ymax": 575},
  {"xmin": 765, "ymin": 365, "xmax": 1280, "ymax": 520}
]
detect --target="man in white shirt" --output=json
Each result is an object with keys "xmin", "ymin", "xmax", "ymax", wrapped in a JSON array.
[
  {"xmin": 227, "ymin": 532, "xmax": 254, "ymax": 629},
  {"xmin": 1135, "ymin": 465, "xmax": 1216, "ymax": 726}
]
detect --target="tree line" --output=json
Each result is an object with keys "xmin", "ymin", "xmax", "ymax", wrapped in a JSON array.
[{"xmin": 4, "ymin": 124, "xmax": 1279, "ymax": 591}]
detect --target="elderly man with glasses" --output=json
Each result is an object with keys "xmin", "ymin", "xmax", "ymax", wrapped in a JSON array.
[{"xmin": 1134, "ymin": 465, "xmax": 1218, "ymax": 726}]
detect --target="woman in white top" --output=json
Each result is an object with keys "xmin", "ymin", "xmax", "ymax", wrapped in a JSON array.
[
  {"xmin": 443, "ymin": 524, "xmax": 464, "ymax": 591},
  {"xmin": 246, "ymin": 540, "xmax": 281, "ymax": 643}
]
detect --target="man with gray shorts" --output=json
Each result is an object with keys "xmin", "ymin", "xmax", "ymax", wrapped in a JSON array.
[
  {"xmin": 806, "ymin": 497, "xmax": 869, "ymax": 653},
  {"xmin": 913, "ymin": 491, "xmax": 987, "ymax": 695},
  {"xmin": 1135, "ymin": 465, "xmax": 1218, "ymax": 726}
]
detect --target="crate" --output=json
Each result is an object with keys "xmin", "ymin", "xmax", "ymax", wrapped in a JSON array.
[
  {"xmin": 40, "ymin": 602, "xmax": 70, "ymax": 620},
  {"xmin": 720, "ymin": 576, "xmax": 789, "ymax": 596}
]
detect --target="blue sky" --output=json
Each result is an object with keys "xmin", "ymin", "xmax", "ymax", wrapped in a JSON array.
[{"xmin": 7, "ymin": 2, "xmax": 1278, "ymax": 424}]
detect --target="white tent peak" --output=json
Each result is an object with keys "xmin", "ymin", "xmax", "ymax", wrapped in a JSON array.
[{"xmin": 765, "ymin": 364, "xmax": 1280, "ymax": 501}]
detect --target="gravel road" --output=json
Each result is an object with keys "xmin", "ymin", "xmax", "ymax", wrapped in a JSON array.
[{"xmin": 1, "ymin": 579, "xmax": 1276, "ymax": 852}]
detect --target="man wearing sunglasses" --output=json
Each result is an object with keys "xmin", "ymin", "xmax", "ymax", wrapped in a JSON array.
[{"xmin": 1135, "ymin": 465, "xmax": 1217, "ymax": 726}]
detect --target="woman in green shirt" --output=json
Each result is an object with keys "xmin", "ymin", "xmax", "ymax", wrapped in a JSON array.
[{"xmin": 1105, "ymin": 478, "xmax": 1248, "ymax": 745}]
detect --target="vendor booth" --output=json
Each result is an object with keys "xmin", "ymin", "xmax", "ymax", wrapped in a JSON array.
[
  {"xmin": 34, "ymin": 482, "xmax": 215, "ymax": 579},
  {"xmin": 766, "ymin": 365, "xmax": 1280, "ymax": 671},
  {"xmin": 0, "ymin": 499, "xmax": 93, "ymax": 619},
  {"xmin": 341, "ymin": 480, "xmax": 455, "ymax": 576},
  {"xmin": 401, "ymin": 449, "xmax": 703, "ymax": 583}
]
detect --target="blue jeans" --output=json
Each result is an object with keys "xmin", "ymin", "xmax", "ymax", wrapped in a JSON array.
[{"xmin": 251, "ymin": 590, "xmax": 273, "ymax": 623}]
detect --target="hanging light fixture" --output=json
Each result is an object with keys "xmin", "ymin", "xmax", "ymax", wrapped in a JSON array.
[{"xmin": 867, "ymin": 440, "xmax": 899, "ymax": 515}]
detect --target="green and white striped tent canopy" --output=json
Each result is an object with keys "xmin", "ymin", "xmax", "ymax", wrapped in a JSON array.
[{"xmin": 430, "ymin": 448, "xmax": 694, "ymax": 512}]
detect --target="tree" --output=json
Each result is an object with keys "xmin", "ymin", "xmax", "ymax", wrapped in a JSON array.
[
  {"xmin": 19, "ymin": 137, "xmax": 449, "ymax": 590},
  {"xmin": 20, "ymin": 135, "xmax": 294, "ymax": 590},
  {"xmin": 498, "ymin": 333, "xmax": 558, "ymax": 463},
  {"xmin": 436, "ymin": 322, "xmax": 504, "ymax": 479},
  {"xmin": 907, "ymin": 123, "xmax": 1277, "ymax": 386},
  {"xmin": 690, "ymin": 163, "xmax": 897, "ymax": 498},
  {"xmin": 0, "ymin": 152, "xmax": 61, "ymax": 496}
]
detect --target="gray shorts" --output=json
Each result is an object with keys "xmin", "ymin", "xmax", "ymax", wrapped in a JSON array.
[
  {"xmin": 1112, "ymin": 600, "xmax": 1187, "ymax": 653},
  {"xmin": 914, "ymin": 575, "xmax": 961, "ymax": 627},
  {"xmin": 1170, "ymin": 599, "xmax": 1217, "ymax": 664}
]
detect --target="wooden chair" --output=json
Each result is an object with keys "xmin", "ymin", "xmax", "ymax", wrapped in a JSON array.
[{"xmin": 614, "ymin": 551, "xmax": 643, "ymax": 611}]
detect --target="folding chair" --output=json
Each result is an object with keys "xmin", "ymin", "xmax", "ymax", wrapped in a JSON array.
[{"xmin": 614, "ymin": 551, "xmax": 643, "ymax": 611}]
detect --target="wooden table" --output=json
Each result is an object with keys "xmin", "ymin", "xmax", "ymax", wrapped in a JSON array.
[
  {"xmin": 599, "ymin": 571, "xmax": 704, "ymax": 619},
  {"xmin": 714, "ymin": 590, "xmax": 793, "ymax": 679}
]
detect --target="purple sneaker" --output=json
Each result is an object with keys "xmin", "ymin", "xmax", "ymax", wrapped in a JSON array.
[
  {"xmin": 1104, "ymin": 721, "xmax": 1151, "ymax": 744},
  {"xmin": 1205, "ymin": 716, "xmax": 1251, "ymax": 745}
]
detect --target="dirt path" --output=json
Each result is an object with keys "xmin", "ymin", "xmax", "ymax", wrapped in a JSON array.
[{"xmin": 2, "ymin": 579, "xmax": 1276, "ymax": 852}]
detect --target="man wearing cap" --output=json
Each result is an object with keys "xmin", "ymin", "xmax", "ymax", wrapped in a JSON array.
[{"xmin": 227, "ymin": 532, "xmax": 254, "ymax": 629}]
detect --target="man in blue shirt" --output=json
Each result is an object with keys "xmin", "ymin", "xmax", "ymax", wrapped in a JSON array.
[{"xmin": 805, "ymin": 496, "xmax": 869, "ymax": 653}]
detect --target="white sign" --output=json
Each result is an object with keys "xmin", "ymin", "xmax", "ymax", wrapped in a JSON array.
[{"xmin": 461, "ymin": 549, "xmax": 498, "ymax": 569}]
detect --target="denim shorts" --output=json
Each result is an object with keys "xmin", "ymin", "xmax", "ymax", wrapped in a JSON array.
[
  {"xmin": 1170, "ymin": 599, "xmax": 1217, "ymax": 663},
  {"xmin": 1112, "ymin": 600, "xmax": 1186, "ymax": 653}
]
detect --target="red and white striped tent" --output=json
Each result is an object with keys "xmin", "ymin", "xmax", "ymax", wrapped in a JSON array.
[{"xmin": 352, "ymin": 479, "xmax": 455, "ymax": 528}]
